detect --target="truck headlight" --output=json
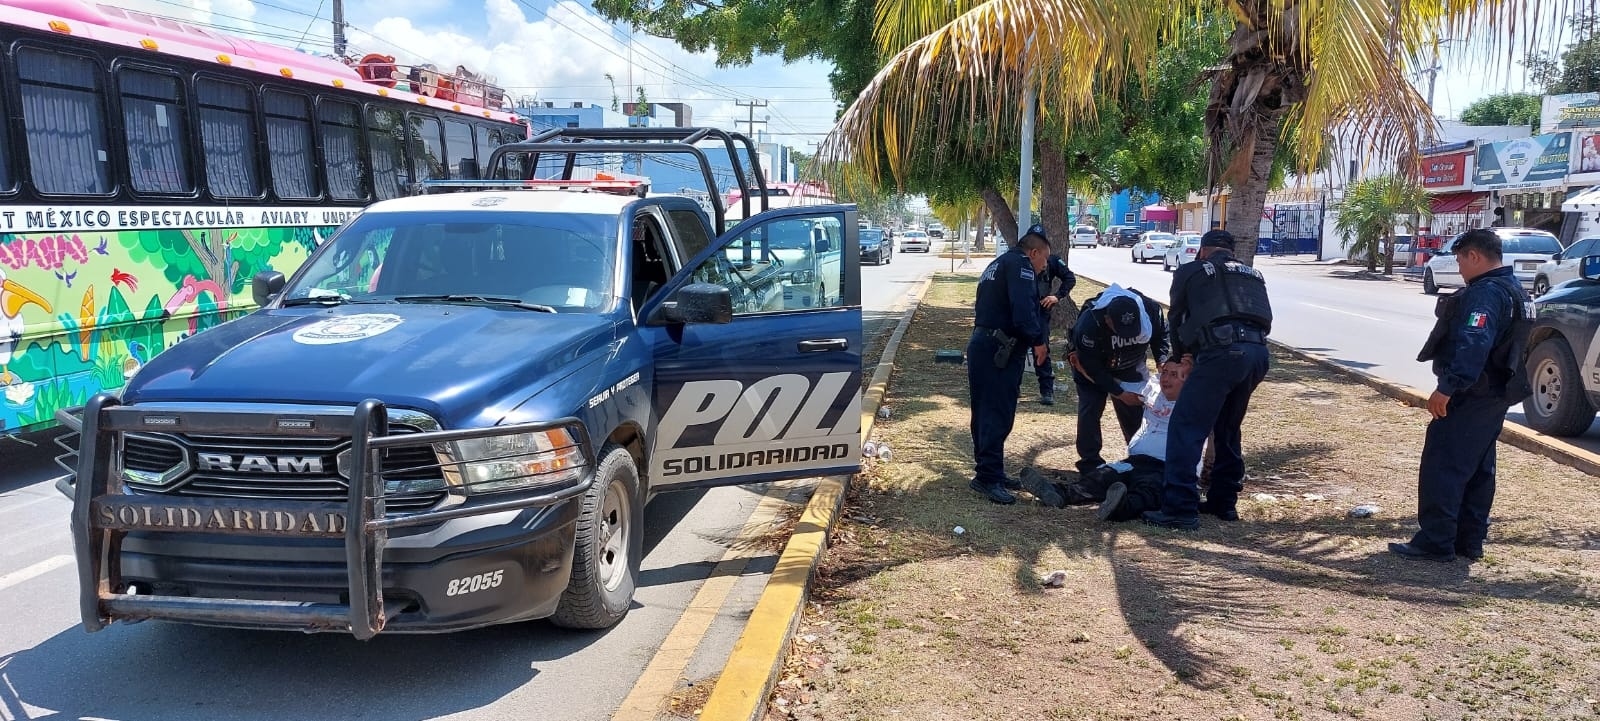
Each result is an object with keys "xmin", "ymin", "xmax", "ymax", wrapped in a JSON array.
[
  {"xmin": 788, "ymin": 269, "xmax": 815, "ymax": 284},
  {"xmin": 442, "ymin": 428, "xmax": 586, "ymax": 494}
]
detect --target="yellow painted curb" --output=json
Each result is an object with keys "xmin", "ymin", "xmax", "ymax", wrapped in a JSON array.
[
  {"xmin": 1076, "ymin": 271, "xmax": 1600, "ymax": 478},
  {"xmin": 698, "ymin": 274, "xmax": 938, "ymax": 721}
]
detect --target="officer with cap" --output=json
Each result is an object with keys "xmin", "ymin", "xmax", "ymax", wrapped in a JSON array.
[
  {"xmin": 1066, "ymin": 285, "xmax": 1168, "ymax": 474},
  {"xmin": 1030, "ymin": 241, "xmax": 1077, "ymax": 405},
  {"xmin": 967, "ymin": 227, "xmax": 1053, "ymax": 504},
  {"xmin": 1143, "ymin": 228, "xmax": 1273, "ymax": 530}
]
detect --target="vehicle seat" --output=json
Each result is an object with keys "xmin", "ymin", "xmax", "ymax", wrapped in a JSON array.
[{"xmin": 631, "ymin": 221, "xmax": 671, "ymax": 312}]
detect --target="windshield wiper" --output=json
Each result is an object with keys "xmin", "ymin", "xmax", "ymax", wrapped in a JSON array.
[
  {"xmin": 392, "ymin": 294, "xmax": 557, "ymax": 313},
  {"xmin": 282, "ymin": 295, "xmax": 350, "ymax": 307}
]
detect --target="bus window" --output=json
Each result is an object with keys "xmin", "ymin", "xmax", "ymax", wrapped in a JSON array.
[
  {"xmin": 119, "ymin": 68, "xmax": 191, "ymax": 194},
  {"xmin": 407, "ymin": 113, "xmax": 445, "ymax": 182},
  {"xmin": 318, "ymin": 99, "xmax": 367, "ymax": 201},
  {"xmin": 474, "ymin": 123, "xmax": 494, "ymax": 176},
  {"xmin": 263, "ymin": 89, "xmax": 316, "ymax": 199},
  {"xmin": 17, "ymin": 47, "xmax": 111, "ymax": 195},
  {"xmin": 444, "ymin": 119, "xmax": 476, "ymax": 179},
  {"xmin": 197, "ymin": 77, "xmax": 262, "ymax": 198},
  {"xmin": 366, "ymin": 106, "xmax": 407, "ymax": 200}
]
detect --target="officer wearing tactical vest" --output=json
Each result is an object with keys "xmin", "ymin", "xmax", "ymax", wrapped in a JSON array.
[
  {"xmin": 1391, "ymin": 228, "xmax": 1532, "ymax": 562},
  {"xmin": 1066, "ymin": 285, "xmax": 1169, "ymax": 474},
  {"xmin": 967, "ymin": 228, "xmax": 1053, "ymax": 504},
  {"xmin": 1143, "ymin": 229, "xmax": 1273, "ymax": 530},
  {"xmin": 1030, "ymin": 248, "xmax": 1078, "ymax": 405}
]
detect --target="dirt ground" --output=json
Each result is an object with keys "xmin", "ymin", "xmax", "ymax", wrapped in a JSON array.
[{"xmin": 765, "ymin": 273, "xmax": 1600, "ymax": 721}]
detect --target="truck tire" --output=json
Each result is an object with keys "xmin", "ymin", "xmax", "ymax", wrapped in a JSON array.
[
  {"xmin": 1523, "ymin": 337, "xmax": 1597, "ymax": 437},
  {"xmin": 1423, "ymin": 269, "xmax": 1438, "ymax": 295},
  {"xmin": 550, "ymin": 443, "xmax": 642, "ymax": 630},
  {"xmin": 1532, "ymin": 275, "xmax": 1550, "ymax": 297}
]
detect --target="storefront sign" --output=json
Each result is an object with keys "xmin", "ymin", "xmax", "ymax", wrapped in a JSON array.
[
  {"xmin": 1543, "ymin": 92, "xmax": 1600, "ymax": 131},
  {"xmin": 1575, "ymin": 130, "xmax": 1600, "ymax": 176},
  {"xmin": 1421, "ymin": 151, "xmax": 1471, "ymax": 188},
  {"xmin": 0, "ymin": 205, "xmax": 358, "ymax": 234},
  {"xmin": 1473, "ymin": 133, "xmax": 1572, "ymax": 190}
]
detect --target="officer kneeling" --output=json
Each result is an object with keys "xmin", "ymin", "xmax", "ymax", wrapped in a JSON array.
[
  {"xmin": 967, "ymin": 229, "xmax": 1053, "ymax": 504},
  {"xmin": 1143, "ymin": 229, "xmax": 1274, "ymax": 530}
]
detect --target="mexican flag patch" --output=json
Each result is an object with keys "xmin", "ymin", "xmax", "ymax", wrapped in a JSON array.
[{"xmin": 1466, "ymin": 311, "xmax": 1488, "ymax": 328}]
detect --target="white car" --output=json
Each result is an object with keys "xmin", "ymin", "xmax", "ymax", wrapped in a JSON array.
[
  {"xmin": 1531, "ymin": 235, "xmax": 1600, "ymax": 296},
  {"xmin": 900, "ymin": 230, "xmax": 931, "ymax": 252},
  {"xmin": 1071, "ymin": 226, "xmax": 1099, "ymax": 248},
  {"xmin": 1423, "ymin": 227, "xmax": 1564, "ymax": 295},
  {"xmin": 1162, "ymin": 234, "xmax": 1203, "ymax": 271},
  {"xmin": 1132, "ymin": 232, "xmax": 1176, "ymax": 263}
]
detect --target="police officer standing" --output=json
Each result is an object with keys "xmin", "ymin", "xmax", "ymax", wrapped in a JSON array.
[
  {"xmin": 1067, "ymin": 285, "xmax": 1168, "ymax": 474},
  {"xmin": 1143, "ymin": 229, "xmax": 1273, "ymax": 530},
  {"xmin": 967, "ymin": 228, "xmax": 1053, "ymax": 504},
  {"xmin": 1030, "ymin": 244, "xmax": 1077, "ymax": 405},
  {"xmin": 1391, "ymin": 229, "xmax": 1530, "ymax": 562}
]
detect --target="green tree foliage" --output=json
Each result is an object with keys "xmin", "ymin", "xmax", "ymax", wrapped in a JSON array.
[
  {"xmin": 1527, "ymin": 12, "xmax": 1600, "ymax": 94},
  {"xmin": 1332, "ymin": 174, "xmax": 1431, "ymax": 274},
  {"xmin": 1460, "ymin": 92, "xmax": 1543, "ymax": 131}
]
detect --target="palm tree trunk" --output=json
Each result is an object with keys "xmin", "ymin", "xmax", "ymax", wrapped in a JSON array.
[
  {"xmin": 1383, "ymin": 231, "xmax": 1395, "ymax": 275},
  {"xmin": 1040, "ymin": 136, "xmax": 1070, "ymax": 258},
  {"xmin": 982, "ymin": 187, "xmax": 1019, "ymax": 246},
  {"xmin": 1221, "ymin": 115, "xmax": 1283, "ymax": 267},
  {"xmin": 974, "ymin": 205, "xmax": 989, "ymax": 252}
]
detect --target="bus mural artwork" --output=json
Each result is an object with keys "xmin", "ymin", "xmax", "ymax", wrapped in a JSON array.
[{"xmin": 0, "ymin": 0, "xmax": 528, "ymax": 434}]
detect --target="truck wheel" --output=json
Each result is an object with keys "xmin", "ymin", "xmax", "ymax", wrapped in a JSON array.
[
  {"xmin": 1423, "ymin": 269, "xmax": 1438, "ymax": 295},
  {"xmin": 1523, "ymin": 337, "xmax": 1597, "ymax": 437},
  {"xmin": 550, "ymin": 443, "xmax": 642, "ymax": 630}
]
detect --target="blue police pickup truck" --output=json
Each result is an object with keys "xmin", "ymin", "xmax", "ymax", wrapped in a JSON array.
[
  {"xmin": 1522, "ymin": 254, "xmax": 1600, "ymax": 436},
  {"xmin": 53, "ymin": 128, "xmax": 864, "ymax": 638}
]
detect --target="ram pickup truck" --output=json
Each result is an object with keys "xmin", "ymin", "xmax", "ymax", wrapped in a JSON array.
[
  {"xmin": 54, "ymin": 128, "xmax": 864, "ymax": 638},
  {"xmin": 1522, "ymin": 254, "xmax": 1600, "ymax": 437}
]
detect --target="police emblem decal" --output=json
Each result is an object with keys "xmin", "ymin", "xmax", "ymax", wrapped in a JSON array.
[
  {"xmin": 292, "ymin": 314, "xmax": 406, "ymax": 345},
  {"xmin": 1466, "ymin": 312, "xmax": 1488, "ymax": 328},
  {"xmin": 471, "ymin": 196, "xmax": 507, "ymax": 207}
]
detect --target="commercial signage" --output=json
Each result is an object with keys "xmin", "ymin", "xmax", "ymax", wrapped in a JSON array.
[
  {"xmin": 1421, "ymin": 150, "xmax": 1471, "ymax": 188},
  {"xmin": 1543, "ymin": 92, "xmax": 1600, "ymax": 131},
  {"xmin": 1575, "ymin": 130, "xmax": 1600, "ymax": 176},
  {"xmin": 1473, "ymin": 133, "xmax": 1571, "ymax": 190}
]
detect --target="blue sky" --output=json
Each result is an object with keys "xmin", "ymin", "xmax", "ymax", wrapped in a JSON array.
[{"xmin": 113, "ymin": 0, "xmax": 1579, "ymax": 150}]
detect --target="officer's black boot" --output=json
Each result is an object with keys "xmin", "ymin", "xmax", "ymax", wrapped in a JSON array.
[
  {"xmin": 1198, "ymin": 496, "xmax": 1239, "ymax": 522},
  {"xmin": 969, "ymin": 478, "xmax": 1017, "ymax": 505}
]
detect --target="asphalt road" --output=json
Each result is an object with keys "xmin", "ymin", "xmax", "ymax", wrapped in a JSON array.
[
  {"xmin": 1064, "ymin": 246, "xmax": 1600, "ymax": 453},
  {"xmin": 0, "ymin": 249, "xmax": 945, "ymax": 721}
]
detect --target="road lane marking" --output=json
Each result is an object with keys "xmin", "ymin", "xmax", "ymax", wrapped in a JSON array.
[
  {"xmin": 0, "ymin": 555, "xmax": 71, "ymax": 593},
  {"xmin": 1299, "ymin": 302, "xmax": 1387, "ymax": 323},
  {"xmin": 610, "ymin": 482, "xmax": 800, "ymax": 721}
]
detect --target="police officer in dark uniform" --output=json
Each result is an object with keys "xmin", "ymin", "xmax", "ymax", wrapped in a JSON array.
[
  {"xmin": 967, "ymin": 229, "xmax": 1053, "ymax": 504},
  {"xmin": 1143, "ymin": 229, "xmax": 1273, "ymax": 530},
  {"xmin": 1066, "ymin": 287, "xmax": 1168, "ymax": 474},
  {"xmin": 1030, "ymin": 247, "xmax": 1077, "ymax": 405},
  {"xmin": 1391, "ymin": 229, "xmax": 1530, "ymax": 562}
]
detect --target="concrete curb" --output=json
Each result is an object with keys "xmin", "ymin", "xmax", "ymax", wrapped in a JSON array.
[
  {"xmin": 1076, "ymin": 271, "xmax": 1600, "ymax": 478},
  {"xmin": 697, "ymin": 274, "xmax": 939, "ymax": 721}
]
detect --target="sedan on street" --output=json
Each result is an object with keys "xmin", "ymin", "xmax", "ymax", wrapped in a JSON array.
[
  {"xmin": 1163, "ymin": 234, "xmax": 1203, "ymax": 271},
  {"xmin": 1423, "ymin": 227, "xmax": 1563, "ymax": 294},
  {"xmin": 901, "ymin": 230, "xmax": 931, "ymax": 253},
  {"xmin": 860, "ymin": 227, "xmax": 893, "ymax": 265},
  {"xmin": 1132, "ymin": 232, "xmax": 1177, "ymax": 263},
  {"xmin": 1531, "ymin": 236, "xmax": 1600, "ymax": 296}
]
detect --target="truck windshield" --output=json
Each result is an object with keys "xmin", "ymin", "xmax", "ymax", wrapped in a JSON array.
[{"xmin": 283, "ymin": 211, "xmax": 620, "ymax": 313}]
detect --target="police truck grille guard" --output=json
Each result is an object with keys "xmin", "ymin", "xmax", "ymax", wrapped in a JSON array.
[{"xmin": 54, "ymin": 394, "xmax": 594, "ymax": 640}]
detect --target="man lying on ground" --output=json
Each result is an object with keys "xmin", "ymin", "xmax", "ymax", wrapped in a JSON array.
[{"xmin": 1022, "ymin": 362, "xmax": 1198, "ymax": 522}]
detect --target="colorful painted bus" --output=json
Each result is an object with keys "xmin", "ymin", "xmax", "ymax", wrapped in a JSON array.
[{"xmin": 0, "ymin": 0, "xmax": 529, "ymax": 434}]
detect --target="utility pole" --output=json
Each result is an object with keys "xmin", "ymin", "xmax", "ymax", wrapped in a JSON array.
[
  {"xmin": 736, "ymin": 99, "xmax": 769, "ymax": 137},
  {"xmin": 1011, "ymin": 33, "xmax": 1037, "ymax": 257},
  {"xmin": 332, "ymin": 0, "xmax": 347, "ymax": 57}
]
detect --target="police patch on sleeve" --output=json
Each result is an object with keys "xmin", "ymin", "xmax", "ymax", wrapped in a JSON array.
[
  {"xmin": 1465, "ymin": 311, "xmax": 1488, "ymax": 329},
  {"xmin": 1020, "ymin": 267, "xmax": 1035, "ymax": 281},
  {"xmin": 292, "ymin": 314, "xmax": 405, "ymax": 345}
]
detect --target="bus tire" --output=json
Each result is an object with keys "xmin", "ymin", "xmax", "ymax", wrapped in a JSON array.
[{"xmin": 549, "ymin": 443, "xmax": 641, "ymax": 630}]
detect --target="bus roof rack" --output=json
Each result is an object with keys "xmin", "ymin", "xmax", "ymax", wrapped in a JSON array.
[
  {"xmin": 415, "ymin": 178, "xmax": 651, "ymax": 197},
  {"xmin": 483, "ymin": 127, "xmax": 772, "ymax": 234}
]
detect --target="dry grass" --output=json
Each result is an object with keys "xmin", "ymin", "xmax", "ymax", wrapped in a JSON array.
[{"xmin": 767, "ymin": 273, "xmax": 1600, "ymax": 721}]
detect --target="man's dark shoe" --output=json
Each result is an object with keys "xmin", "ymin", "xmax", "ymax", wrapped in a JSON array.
[
  {"xmin": 1387, "ymin": 542, "xmax": 1456, "ymax": 562},
  {"xmin": 1020, "ymin": 468, "xmax": 1065, "ymax": 507},
  {"xmin": 969, "ymin": 478, "xmax": 1017, "ymax": 505},
  {"xmin": 999, "ymin": 475, "xmax": 1023, "ymax": 490},
  {"xmin": 1140, "ymin": 510, "xmax": 1200, "ymax": 530},
  {"xmin": 1096, "ymin": 482, "xmax": 1128, "ymax": 522},
  {"xmin": 1456, "ymin": 547, "xmax": 1484, "ymax": 562},
  {"xmin": 1198, "ymin": 499, "xmax": 1239, "ymax": 522},
  {"xmin": 1060, "ymin": 482, "xmax": 1103, "ymax": 506},
  {"xmin": 1040, "ymin": 393, "xmax": 1055, "ymax": 406}
]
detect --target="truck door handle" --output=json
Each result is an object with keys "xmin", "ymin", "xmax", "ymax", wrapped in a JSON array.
[{"xmin": 797, "ymin": 338, "xmax": 849, "ymax": 353}]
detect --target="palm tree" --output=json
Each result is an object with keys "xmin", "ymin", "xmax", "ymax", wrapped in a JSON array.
[
  {"xmin": 820, "ymin": 0, "xmax": 1569, "ymax": 266},
  {"xmin": 1333, "ymin": 174, "xmax": 1432, "ymax": 274}
]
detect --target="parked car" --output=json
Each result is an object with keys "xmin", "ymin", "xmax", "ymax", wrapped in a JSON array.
[
  {"xmin": 1163, "ymin": 234, "xmax": 1203, "ymax": 271},
  {"xmin": 1522, "ymin": 254, "xmax": 1600, "ymax": 436},
  {"xmin": 1100, "ymin": 225, "xmax": 1126, "ymax": 246},
  {"xmin": 1113, "ymin": 226, "xmax": 1143, "ymax": 247},
  {"xmin": 1423, "ymin": 227, "xmax": 1564, "ymax": 295},
  {"xmin": 860, "ymin": 227, "xmax": 893, "ymax": 265},
  {"xmin": 1071, "ymin": 226, "xmax": 1099, "ymax": 249},
  {"xmin": 927, "ymin": 224, "xmax": 945, "ymax": 239},
  {"xmin": 1532, "ymin": 236, "xmax": 1600, "ymax": 296},
  {"xmin": 901, "ymin": 230, "xmax": 931, "ymax": 252},
  {"xmin": 1132, "ymin": 232, "xmax": 1177, "ymax": 263}
]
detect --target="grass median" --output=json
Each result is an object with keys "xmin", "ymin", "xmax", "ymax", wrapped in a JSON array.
[{"xmin": 766, "ymin": 272, "xmax": 1600, "ymax": 721}]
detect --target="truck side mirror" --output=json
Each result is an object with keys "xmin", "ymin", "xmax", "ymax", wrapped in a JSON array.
[
  {"xmin": 1582, "ymin": 255, "xmax": 1600, "ymax": 281},
  {"xmin": 1551, "ymin": 251, "xmax": 1563, "ymax": 262},
  {"xmin": 658, "ymin": 283, "xmax": 733, "ymax": 325},
  {"xmin": 252, "ymin": 271, "xmax": 286, "ymax": 306}
]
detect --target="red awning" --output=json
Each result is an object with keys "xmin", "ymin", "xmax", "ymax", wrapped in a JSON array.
[
  {"xmin": 1142, "ymin": 204, "xmax": 1177, "ymax": 222},
  {"xmin": 1430, "ymin": 191, "xmax": 1486, "ymax": 214}
]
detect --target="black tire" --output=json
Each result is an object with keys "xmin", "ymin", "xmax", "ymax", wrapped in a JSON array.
[
  {"xmin": 549, "ymin": 443, "xmax": 642, "ymax": 630},
  {"xmin": 1423, "ymin": 269, "xmax": 1438, "ymax": 295},
  {"xmin": 1522, "ymin": 336, "xmax": 1598, "ymax": 437},
  {"xmin": 1533, "ymin": 276, "xmax": 1550, "ymax": 297}
]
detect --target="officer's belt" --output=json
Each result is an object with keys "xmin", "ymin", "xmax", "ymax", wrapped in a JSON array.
[
  {"xmin": 1197, "ymin": 323, "xmax": 1266, "ymax": 348},
  {"xmin": 974, "ymin": 325, "xmax": 1005, "ymax": 336}
]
